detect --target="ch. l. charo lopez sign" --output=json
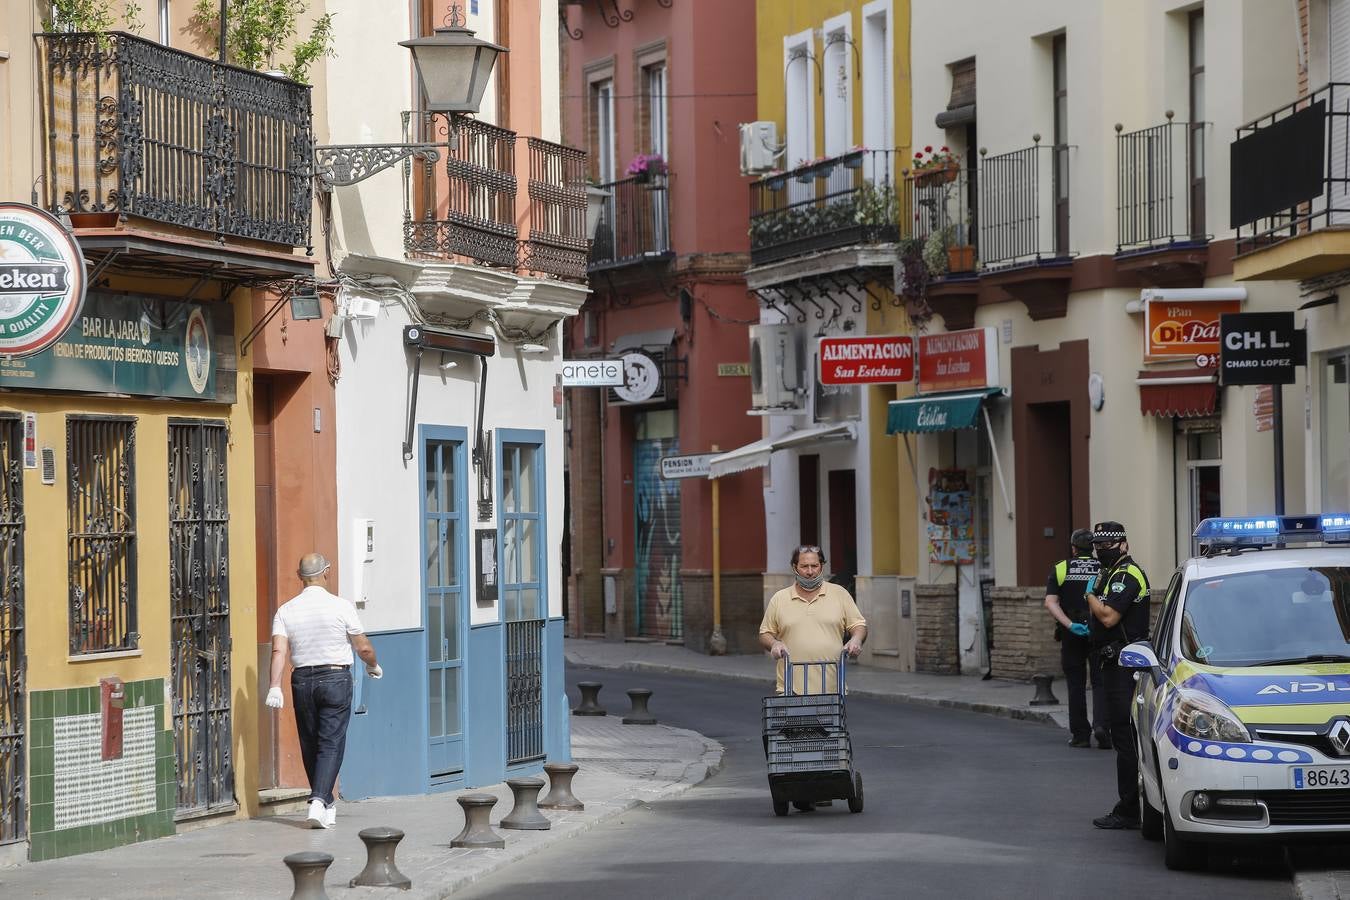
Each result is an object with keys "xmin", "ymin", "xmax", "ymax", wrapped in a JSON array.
[{"xmin": 0, "ymin": 203, "xmax": 86, "ymax": 358}]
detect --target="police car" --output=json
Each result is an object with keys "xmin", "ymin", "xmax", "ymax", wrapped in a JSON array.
[{"xmin": 1122, "ymin": 514, "xmax": 1350, "ymax": 870}]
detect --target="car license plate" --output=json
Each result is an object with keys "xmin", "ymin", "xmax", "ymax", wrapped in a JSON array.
[{"xmin": 1291, "ymin": 766, "xmax": 1350, "ymax": 790}]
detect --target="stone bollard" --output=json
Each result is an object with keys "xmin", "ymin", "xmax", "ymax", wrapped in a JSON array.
[
  {"xmin": 622, "ymin": 688, "xmax": 657, "ymax": 725},
  {"xmin": 1030, "ymin": 673, "xmax": 1060, "ymax": 706},
  {"xmin": 348, "ymin": 826, "xmax": 412, "ymax": 890},
  {"xmin": 573, "ymin": 681, "xmax": 607, "ymax": 716},
  {"xmin": 500, "ymin": 777, "xmax": 551, "ymax": 831},
  {"xmin": 284, "ymin": 851, "xmax": 333, "ymax": 900},
  {"xmin": 538, "ymin": 762, "xmax": 584, "ymax": 811},
  {"xmin": 450, "ymin": 793, "xmax": 506, "ymax": 849}
]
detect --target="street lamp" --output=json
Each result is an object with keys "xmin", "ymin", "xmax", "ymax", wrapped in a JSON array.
[{"xmin": 400, "ymin": 9, "xmax": 507, "ymax": 114}]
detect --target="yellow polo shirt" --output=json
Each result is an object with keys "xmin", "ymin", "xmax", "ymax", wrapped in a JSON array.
[{"xmin": 759, "ymin": 581, "xmax": 866, "ymax": 694}]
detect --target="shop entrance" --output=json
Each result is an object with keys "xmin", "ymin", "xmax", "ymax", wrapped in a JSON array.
[
  {"xmin": 634, "ymin": 410, "xmax": 681, "ymax": 640},
  {"xmin": 827, "ymin": 470, "xmax": 857, "ymax": 597},
  {"xmin": 1175, "ymin": 424, "xmax": 1221, "ymax": 564}
]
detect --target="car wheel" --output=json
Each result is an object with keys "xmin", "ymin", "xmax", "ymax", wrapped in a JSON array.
[
  {"xmin": 1163, "ymin": 805, "xmax": 1206, "ymax": 871},
  {"xmin": 772, "ymin": 797, "xmax": 789, "ymax": 817},
  {"xmin": 848, "ymin": 771, "xmax": 864, "ymax": 814}
]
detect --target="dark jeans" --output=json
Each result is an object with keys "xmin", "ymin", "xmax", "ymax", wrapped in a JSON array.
[
  {"xmin": 1061, "ymin": 634, "xmax": 1106, "ymax": 740},
  {"xmin": 291, "ymin": 667, "xmax": 353, "ymax": 806},
  {"xmin": 1100, "ymin": 656, "xmax": 1139, "ymax": 819}
]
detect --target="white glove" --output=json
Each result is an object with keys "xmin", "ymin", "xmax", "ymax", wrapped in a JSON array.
[
  {"xmin": 265, "ymin": 687, "xmax": 284, "ymax": 709},
  {"xmin": 366, "ymin": 663, "xmax": 383, "ymax": 680}
]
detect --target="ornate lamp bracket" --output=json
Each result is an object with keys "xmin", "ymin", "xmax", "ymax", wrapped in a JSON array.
[{"xmin": 314, "ymin": 144, "xmax": 443, "ymax": 190}]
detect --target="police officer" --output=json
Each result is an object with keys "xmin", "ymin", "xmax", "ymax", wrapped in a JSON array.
[
  {"xmin": 1086, "ymin": 521, "xmax": 1151, "ymax": 830},
  {"xmin": 1044, "ymin": 528, "xmax": 1108, "ymax": 749}
]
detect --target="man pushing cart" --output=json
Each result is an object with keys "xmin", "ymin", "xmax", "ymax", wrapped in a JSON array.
[{"xmin": 759, "ymin": 545, "xmax": 867, "ymax": 816}]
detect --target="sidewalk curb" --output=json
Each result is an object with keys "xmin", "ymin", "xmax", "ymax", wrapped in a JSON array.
[
  {"xmin": 565, "ymin": 653, "xmax": 1062, "ymax": 729},
  {"xmin": 416, "ymin": 724, "xmax": 725, "ymax": 900},
  {"xmin": 1293, "ymin": 871, "xmax": 1344, "ymax": 900}
]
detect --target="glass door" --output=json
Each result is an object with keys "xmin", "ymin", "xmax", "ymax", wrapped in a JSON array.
[{"xmin": 423, "ymin": 437, "xmax": 465, "ymax": 779}]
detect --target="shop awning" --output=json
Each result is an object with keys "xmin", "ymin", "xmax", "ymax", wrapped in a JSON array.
[
  {"xmin": 886, "ymin": 388, "xmax": 1003, "ymax": 434},
  {"xmin": 707, "ymin": 421, "xmax": 856, "ymax": 479},
  {"xmin": 1136, "ymin": 371, "xmax": 1217, "ymax": 418}
]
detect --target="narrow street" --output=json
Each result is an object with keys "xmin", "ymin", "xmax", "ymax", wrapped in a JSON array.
[{"xmin": 457, "ymin": 667, "xmax": 1291, "ymax": 900}]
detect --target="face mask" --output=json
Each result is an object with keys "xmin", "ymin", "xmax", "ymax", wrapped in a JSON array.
[
  {"xmin": 1096, "ymin": 547, "xmax": 1123, "ymax": 569},
  {"xmin": 795, "ymin": 572, "xmax": 825, "ymax": 591}
]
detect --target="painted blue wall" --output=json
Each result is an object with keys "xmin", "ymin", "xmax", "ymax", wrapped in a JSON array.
[
  {"xmin": 339, "ymin": 629, "xmax": 425, "ymax": 799},
  {"xmin": 464, "ymin": 621, "xmax": 506, "ymax": 787},
  {"xmin": 545, "ymin": 617, "xmax": 570, "ymax": 763}
]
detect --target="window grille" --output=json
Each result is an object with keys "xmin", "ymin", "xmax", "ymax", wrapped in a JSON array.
[{"xmin": 67, "ymin": 417, "xmax": 137, "ymax": 654}]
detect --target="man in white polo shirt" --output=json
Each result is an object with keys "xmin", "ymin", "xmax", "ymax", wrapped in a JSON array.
[{"xmin": 266, "ymin": 552, "xmax": 381, "ymax": 829}]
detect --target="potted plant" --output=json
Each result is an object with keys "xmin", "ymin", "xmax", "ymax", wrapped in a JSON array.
[
  {"xmin": 626, "ymin": 152, "xmax": 667, "ymax": 184},
  {"xmin": 842, "ymin": 146, "xmax": 866, "ymax": 169},
  {"xmin": 897, "ymin": 237, "xmax": 933, "ymax": 328},
  {"xmin": 763, "ymin": 170, "xmax": 786, "ymax": 192},
  {"xmin": 190, "ymin": 0, "xmax": 337, "ymax": 84},
  {"xmin": 793, "ymin": 158, "xmax": 816, "ymax": 184},
  {"xmin": 910, "ymin": 145, "xmax": 961, "ymax": 189}
]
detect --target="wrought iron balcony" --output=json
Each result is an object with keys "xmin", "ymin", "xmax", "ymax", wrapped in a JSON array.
[
  {"xmin": 404, "ymin": 113, "xmax": 519, "ymax": 270},
  {"xmin": 748, "ymin": 150, "xmax": 903, "ymax": 267},
  {"xmin": 1232, "ymin": 83, "xmax": 1350, "ymax": 256},
  {"xmin": 907, "ymin": 166, "xmax": 978, "ymax": 277},
  {"xmin": 521, "ymin": 138, "xmax": 588, "ymax": 281},
  {"xmin": 978, "ymin": 141, "xmax": 1071, "ymax": 269},
  {"xmin": 589, "ymin": 175, "xmax": 672, "ymax": 271},
  {"xmin": 36, "ymin": 32, "xmax": 313, "ymax": 249},
  {"xmin": 1116, "ymin": 117, "xmax": 1207, "ymax": 252}
]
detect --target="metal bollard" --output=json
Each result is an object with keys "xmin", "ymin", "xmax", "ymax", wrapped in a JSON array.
[
  {"xmin": 500, "ymin": 777, "xmax": 551, "ymax": 831},
  {"xmin": 450, "ymin": 793, "xmax": 506, "ymax": 849},
  {"xmin": 573, "ymin": 681, "xmax": 607, "ymax": 716},
  {"xmin": 1030, "ymin": 673, "xmax": 1060, "ymax": 706},
  {"xmin": 622, "ymin": 688, "xmax": 657, "ymax": 725},
  {"xmin": 284, "ymin": 851, "xmax": 333, "ymax": 900},
  {"xmin": 348, "ymin": 826, "xmax": 412, "ymax": 890},
  {"xmin": 538, "ymin": 762, "xmax": 584, "ymax": 811}
]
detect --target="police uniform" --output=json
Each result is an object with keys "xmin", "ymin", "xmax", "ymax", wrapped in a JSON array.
[
  {"xmin": 1088, "ymin": 521, "xmax": 1151, "ymax": 829},
  {"xmin": 1046, "ymin": 549, "xmax": 1105, "ymax": 746}
]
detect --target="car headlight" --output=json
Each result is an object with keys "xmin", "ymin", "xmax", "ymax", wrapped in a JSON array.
[{"xmin": 1173, "ymin": 689, "xmax": 1250, "ymax": 743}]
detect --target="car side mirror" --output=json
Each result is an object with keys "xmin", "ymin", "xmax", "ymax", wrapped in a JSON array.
[{"xmin": 1119, "ymin": 641, "xmax": 1163, "ymax": 683}]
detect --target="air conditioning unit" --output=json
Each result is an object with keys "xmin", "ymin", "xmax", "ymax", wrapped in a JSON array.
[
  {"xmin": 739, "ymin": 121, "xmax": 781, "ymax": 176},
  {"xmin": 749, "ymin": 323, "xmax": 803, "ymax": 412}
]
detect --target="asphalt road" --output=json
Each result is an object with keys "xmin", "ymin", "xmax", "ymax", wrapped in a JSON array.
[{"xmin": 456, "ymin": 665, "xmax": 1291, "ymax": 900}]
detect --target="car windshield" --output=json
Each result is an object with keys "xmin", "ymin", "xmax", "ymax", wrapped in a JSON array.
[{"xmin": 1178, "ymin": 566, "xmax": 1350, "ymax": 667}]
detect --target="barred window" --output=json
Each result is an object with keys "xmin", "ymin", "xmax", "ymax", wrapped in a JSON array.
[{"xmin": 68, "ymin": 417, "xmax": 137, "ymax": 654}]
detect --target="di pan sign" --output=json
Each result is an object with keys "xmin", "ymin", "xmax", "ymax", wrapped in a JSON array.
[
  {"xmin": 561, "ymin": 359, "xmax": 625, "ymax": 387},
  {"xmin": 1218, "ymin": 312, "xmax": 1307, "ymax": 386},
  {"xmin": 818, "ymin": 336, "xmax": 915, "ymax": 385}
]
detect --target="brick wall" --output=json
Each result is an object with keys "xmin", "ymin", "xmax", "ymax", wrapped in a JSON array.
[
  {"xmin": 915, "ymin": 583, "xmax": 959, "ymax": 675},
  {"xmin": 680, "ymin": 570, "xmax": 765, "ymax": 655},
  {"xmin": 989, "ymin": 587, "xmax": 1061, "ymax": 682}
]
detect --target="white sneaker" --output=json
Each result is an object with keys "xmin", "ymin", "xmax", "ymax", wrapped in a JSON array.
[
  {"xmin": 306, "ymin": 798, "xmax": 327, "ymax": 829},
  {"xmin": 323, "ymin": 803, "xmax": 336, "ymax": 828}
]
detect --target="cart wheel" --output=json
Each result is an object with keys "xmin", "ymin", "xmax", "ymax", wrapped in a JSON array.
[
  {"xmin": 848, "ymin": 771, "xmax": 864, "ymax": 814},
  {"xmin": 773, "ymin": 797, "xmax": 789, "ymax": 817}
]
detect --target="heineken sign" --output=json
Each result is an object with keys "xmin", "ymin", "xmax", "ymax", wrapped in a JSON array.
[{"xmin": 0, "ymin": 203, "xmax": 86, "ymax": 357}]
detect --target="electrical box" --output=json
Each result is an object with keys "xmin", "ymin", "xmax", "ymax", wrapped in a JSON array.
[
  {"xmin": 739, "ymin": 121, "xmax": 780, "ymax": 175},
  {"xmin": 749, "ymin": 323, "xmax": 804, "ymax": 411},
  {"xmin": 351, "ymin": 518, "xmax": 375, "ymax": 604}
]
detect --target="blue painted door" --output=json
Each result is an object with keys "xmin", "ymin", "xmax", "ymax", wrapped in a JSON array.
[{"xmin": 423, "ymin": 437, "xmax": 466, "ymax": 778}]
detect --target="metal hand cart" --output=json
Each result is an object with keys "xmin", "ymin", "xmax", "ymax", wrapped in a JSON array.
[{"xmin": 762, "ymin": 651, "xmax": 863, "ymax": 816}]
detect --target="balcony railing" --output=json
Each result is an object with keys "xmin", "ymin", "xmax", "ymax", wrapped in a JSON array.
[
  {"xmin": 1233, "ymin": 83, "xmax": 1350, "ymax": 255},
  {"xmin": 748, "ymin": 150, "xmax": 904, "ymax": 267},
  {"xmin": 589, "ymin": 175, "xmax": 671, "ymax": 270},
  {"xmin": 405, "ymin": 113, "xmax": 519, "ymax": 269},
  {"xmin": 36, "ymin": 32, "xmax": 313, "ymax": 249},
  {"xmin": 1117, "ymin": 118, "xmax": 1206, "ymax": 252},
  {"xmin": 907, "ymin": 166, "xmax": 978, "ymax": 277},
  {"xmin": 521, "ymin": 138, "xmax": 588, "ymax": 281},
  {"xmin": 979, "ymin": 142, "xmax": 1070, "ymax": 268}
]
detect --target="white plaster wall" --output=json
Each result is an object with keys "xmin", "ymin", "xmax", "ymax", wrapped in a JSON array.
[
  {"xmin": 538, "ymin": 0, "xmax": 562, "ymax": 142},
  {"xmin": 334, "ymin": 291, "xmax": 566, "ymax": 632}
]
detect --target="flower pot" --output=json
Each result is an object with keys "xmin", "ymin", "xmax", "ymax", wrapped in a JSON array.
[
  {"xmin": 842, "ymin": 151, "xmax": 864, "ymax": 170},
  {"xmin": 67, "ymin": 211, "xmax": 120, "ymax": 229},
  {"xmin": 765, "ymin": 176, "xmax": 786, "ymax": 192},
  {"xmin": 946, "ymin": 244, "xmax": 976, "ymax": 273},
  {"xmin": 913, "ymin": 161, "xmax": 960, "ymax": 189},
  {"xmin": 814, "ymin": 163, "xmax": 835, "ymax": 181},
  {"xmin": 794, "ymin": 170, "xmax": 815, "ymax": 184},
  {"xmin": 632, "ymin": 170, "xmax": 650, "ymax": 184}
]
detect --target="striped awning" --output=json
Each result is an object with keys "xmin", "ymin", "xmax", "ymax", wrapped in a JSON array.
[{"xmin": 1136, "ymin": 371, "xmax": 1217, "ymax": 418}]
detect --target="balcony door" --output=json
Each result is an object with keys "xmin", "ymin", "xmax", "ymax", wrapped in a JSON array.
[{"xmin": 422, "ymin": 434, "xmax": 467, "ymax": 780}]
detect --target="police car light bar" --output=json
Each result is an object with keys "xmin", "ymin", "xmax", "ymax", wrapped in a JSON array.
[{"xmin": 1193, "ymin": 514, "xmax": 1350, "ymax": 546}]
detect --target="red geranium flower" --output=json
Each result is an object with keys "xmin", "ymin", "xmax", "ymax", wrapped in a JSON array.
[{"xmin": 924, "ymin": 145, "xmax": 933, "ymax": 153}]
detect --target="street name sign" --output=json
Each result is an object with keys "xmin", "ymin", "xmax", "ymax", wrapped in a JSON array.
[
  {"xmin": 660, "ymin": 453, "xmax": 715, "ymax": 480},
  {"xmin": 1218, "ymin": 312, "xmax": 1306, "ymax": 386}
]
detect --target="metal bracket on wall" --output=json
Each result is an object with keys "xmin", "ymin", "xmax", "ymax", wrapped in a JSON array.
[
  {"xmin": 314, "ymin": 144, "xmax": 442, "ymax": 190},
  {"xmin": 560, "ymin": 5, "xmax": 584, "ymax": 40},
  {"xmin": 750, "ymin": 287, "xmax": 785, "ymax": 321},
  {"xmin": 597, "ymin": 0, "xmax": 633, "ymax": 28}
]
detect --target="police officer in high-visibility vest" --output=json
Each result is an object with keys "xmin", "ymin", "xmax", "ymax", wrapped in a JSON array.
[
  {"xmin": 1086, "ymin": 521, "xmax": 1151, "ymax": 830},
  {"xmin": 1044, "ymin": 528, "xmax": 1108, "ymax": 750}
]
